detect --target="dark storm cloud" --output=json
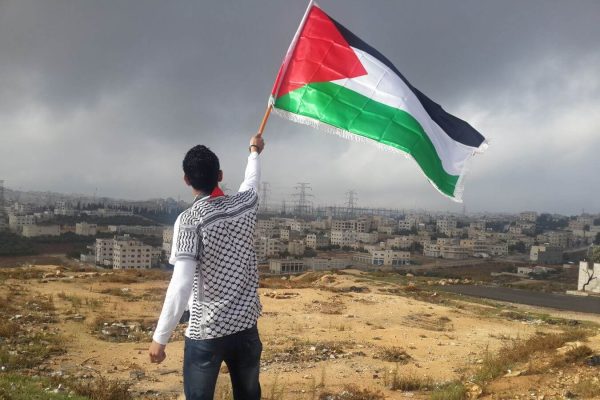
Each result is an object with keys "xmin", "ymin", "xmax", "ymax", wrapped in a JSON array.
[{"xmin": 1, "ymin": 0, "xmax": 599, "ymax": 213}]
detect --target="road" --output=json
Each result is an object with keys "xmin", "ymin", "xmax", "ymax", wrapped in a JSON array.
[{"xmin": 436, "ymin": 285, "xmax": 600, "ymax": 315}]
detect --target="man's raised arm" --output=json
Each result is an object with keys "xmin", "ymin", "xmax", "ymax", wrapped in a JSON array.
[{"xmin": 239, "ymin": 134, "xmax": 264, "ymax": 192}]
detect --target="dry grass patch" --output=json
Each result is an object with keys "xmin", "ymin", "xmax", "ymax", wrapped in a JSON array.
[
  {"xmin": 374, "ymin": 347, "xmax": 412, "ymax": 363},
  {"xmin": 401, "ymin": 312, "xmax": 454, "ymax": 331},
  {"xmin": 60, "ymin": 375, "xmax": 133, "ymax": 400},
  {"xmin": 384, "ymin": 370, "xmax": 433, "ymax": 391},
  {"xmin": 263, "ymin": 339, "xmax": 355, "ymax": 364},
  {"xmin": 306, "ymin": 297, "xmax": 347, "ymax": 315},
  {"xmin": 319, "ymin": 384, "xmax": 385, "ymax": 400},
  {"xmin": 474, "ymin": 328, "xmax": 591, "ymax": 384},
  {"xmin": 573, "ymin": 378, "xmax": 600, "ymax": 398}
]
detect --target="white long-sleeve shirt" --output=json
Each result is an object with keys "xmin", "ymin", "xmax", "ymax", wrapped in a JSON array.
[{"xmin": 152, "ymin": 152, "xmax": 261, "ymax": 345}]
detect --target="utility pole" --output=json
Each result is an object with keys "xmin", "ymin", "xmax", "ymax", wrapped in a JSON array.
[
  {"xmin": 345, "ymin": 190, "xmax": 357, "ymax": 218},
  {"xmin": 260, "ymin": 181, "xmax": 270, "ymax": 212},
  {"xmin": 0, "ymin": 180, "xmax": 7, "ymax": 231},
  {"xmin": 293, "ymin": 182, "xmax": 313, "ymax": 216}
]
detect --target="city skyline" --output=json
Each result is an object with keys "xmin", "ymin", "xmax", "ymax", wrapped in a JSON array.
[{"xmin": 1, "ymin": 1, "xmax": 599, "ymax": 214}]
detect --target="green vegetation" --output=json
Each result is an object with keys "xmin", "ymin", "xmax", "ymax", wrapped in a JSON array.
[
  {"xmin": 0, "ymin": 231, "xmax": 37, "ymax": 256},
  {"xmin": 430, "ymin": 381, "xmax": 467, "ymax": 400},
  {"xmin": 0, "ymin": 374, "xmax": 88, "ymax": 400},
  {"xmin": 535, "ymin": 213, "xmax": 569, "ymax": 234}
]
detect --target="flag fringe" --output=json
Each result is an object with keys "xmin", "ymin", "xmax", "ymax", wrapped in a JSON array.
[{"xmin": 272, "ymin": 106, "xmax": 488, "ymax": 203}]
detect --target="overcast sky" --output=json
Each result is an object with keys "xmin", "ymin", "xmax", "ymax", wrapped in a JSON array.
[{"xmin": 1, "ymin": 0, "xmax": 599, "ymax": 214}]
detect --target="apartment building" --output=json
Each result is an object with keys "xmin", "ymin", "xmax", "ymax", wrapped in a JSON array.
[
  {"xmin": 162, "ymin": 227, "xmax": 174, "ymax": 256},
  {"xmin": 436, "ymin": 218, "xmax": 457, "ymax": 236},
  {"xmin": 305, "ymin": 233, "xmax": 330, "ymax": 249},
  {"xmin": 8, "ymin": 214, "xmax": 35, "ymax": 233},
  {"xmin": 356, "ymin": 231, "xmax": 379, "ymax": 244},
  {"xmin": 330, "ymin": 230, "xmax": 357, "ymax": 247},
  {"xmin": 519, "ymin": 211, "xmax": 538, "ymax": 222},
  {"xmin": 95, "ymin": 235, "xmax": 159, "ymax": 269},
  {"xmin": 255, "ymin": 237, "xmax": 284, "ymax": 259},
  {"xmin": 387, "ymin": 235, "xmax": 414, "ymax": 249}
]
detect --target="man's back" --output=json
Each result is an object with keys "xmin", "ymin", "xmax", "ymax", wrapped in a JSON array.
[{"xmin": 174, "ymin": 188, "xmax": 261, "ymax": 339}]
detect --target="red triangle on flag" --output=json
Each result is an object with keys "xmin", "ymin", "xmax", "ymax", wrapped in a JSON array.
[{"xmin": 272, "ymin": 5, "xmax": 367, "ymax": 98}]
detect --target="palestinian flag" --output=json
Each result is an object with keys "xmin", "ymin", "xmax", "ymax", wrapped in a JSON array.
[{"xmin": 270, "ymin": 2, "xmax": 487, "ymax": 201}]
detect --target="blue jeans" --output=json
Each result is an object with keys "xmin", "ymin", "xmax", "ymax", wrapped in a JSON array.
[{"xmin": 183, "ymin": 325, "xmax": 262, "ymax": 400}]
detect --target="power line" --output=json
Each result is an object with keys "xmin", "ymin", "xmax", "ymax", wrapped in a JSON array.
[
  {"xmin": 260, "ymin": 181, "xmax": 270, "ymax": 212},
  {"xmin": 292, "ymin": 182, "xmax": 313, "ymax": 216},
  {"xmin": 0, "ymin": 180, "xmax": 7, "ymax": 231},
  {"xmin": 345, "ymin": 190, "xmax": 358, "ymax": 217}
]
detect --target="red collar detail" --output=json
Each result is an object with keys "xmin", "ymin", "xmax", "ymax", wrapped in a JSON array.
[{"xmin": 210, "ymin": 186, "xmax": 225, "ymax": 198}]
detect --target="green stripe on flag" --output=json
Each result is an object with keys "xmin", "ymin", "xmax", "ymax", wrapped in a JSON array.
[{"xmin": 274, "ymin": 82, "xmax": 460, "ymax": 197}]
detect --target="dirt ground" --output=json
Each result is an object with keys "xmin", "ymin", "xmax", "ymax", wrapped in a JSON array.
[{"xmin": 1, "ymin": 265, "xmax": 599, "ymax": 399}]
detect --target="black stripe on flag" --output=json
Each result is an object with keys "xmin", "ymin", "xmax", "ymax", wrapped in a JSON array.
[{"xmin": 331, "ymin": 18, "xmax": 485, "ymax": 149}]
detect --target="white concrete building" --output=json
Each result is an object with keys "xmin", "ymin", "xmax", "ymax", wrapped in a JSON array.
[
  {"xmin": 95, "ymin": 235, "xmax": 159, "ymax": 269},
  {"xmin": 255, "ymin": 237, "xmax": 284, "ymax": 259},
  {"xmin": 387, "ymin": 235, "xmax": 415, "ymax": 250},
  {"xmin": 22, "ymin": 224, "xmax": 60, "ymax": 237},
  {"xmin": 162, "ymin": 227, "xmax": 174, "ymax": 257},
  {"xmin": 353, "ymin": 250, "xmax": 410, "ymax": 266},
  {"xmin": 436, "ymin": 219, "xmax": 457, "ymax": 236},
  {"xmin": 398, "ymin": 220, "xmax": 415, "ymax": 231},
  {"xmin": 113, "ymin": 238, "xmax": 157, "ymax": 269},
  {"xmin": 75, "ymin": 222, "xmax": 97, "ymax": 236},
  {"xmin": 269, "ymin": 259, "xmax": 304, "ymax": 274},
  {"xmin": 96, "ymin": 238, "xmax": 114, "ymax": 266},
  {"xmin": 424, "ymin": 242, "xmax": 440, "ymax": 257},
  {"xmin": 54, "ymin": 201, "xmax": 76, "ymax": 216},
  {"xmin": 8, "ymin": 214, "xmax": 35, "ymax": 233},
  {"xmin": 305, "ymin": 233, "xmax": 330, "ymax": 249},
  {"xmin": 578, "ymin": 261, "xmax": 600, "ymax": 293},
  {"xmin": 289, "ymin": 220, "xmax": 310, "ymax": 232},
  {"xmin": 330, "ymin": 230, "xmax": 356, "ymax": 247},
  {"xmin": 356, "ymin": 231, "xmax": 379, "ymax": 244},
  {"xmin": 519, "ymin": 211, "xmax": 538, "ymax": 222}
]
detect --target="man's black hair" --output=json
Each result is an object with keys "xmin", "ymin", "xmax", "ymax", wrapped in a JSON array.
[{"xmin": 183, "ymin": 145, "xmax": 220, "ymax": 194}]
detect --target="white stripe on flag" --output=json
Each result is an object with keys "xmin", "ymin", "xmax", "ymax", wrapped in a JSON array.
[{"xmin": 331, "ymin": 47, "xmax": 476, "ymax": 177}]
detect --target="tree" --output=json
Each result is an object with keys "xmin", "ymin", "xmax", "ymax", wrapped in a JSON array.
[
  {"xmin": 509, "ymin": 241, "xmax": 526, "ymax": 254},
  {"xmin": 594, "ymin": 233, "xmax": 600, "ymax": 245},
  {"xmin": 591, "ymin": 246, "xmax": 600, "ymax": 263}
]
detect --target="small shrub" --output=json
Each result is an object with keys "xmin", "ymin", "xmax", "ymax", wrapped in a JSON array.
[
  {"xmin": 430, "ymin": 381, "xmax": 467, "ymax": 400},
  {"xmin": 384, "ymin": 368, "xmax": 433, "ymax": 391},
  {"xmin": 474, "ymin": 329, "xmax": 592, "ymax": 383},
  {"xmin": 375, "ymin": 347, "xmax": 411, "ymax": 363},
  {"xmin": 66, "ymin": 375, "xmax": 132, "ymax": 400},
  {"xmin": 319, "ymin": 384, "xmax": 385, "ymax": 400},
  {"xmin": 573, "ymin": 378, "xmax": 600, "ymax": 398},
  {"xmin": 0, "ymin": 320, "xmax": 21, "ymax": 338}
]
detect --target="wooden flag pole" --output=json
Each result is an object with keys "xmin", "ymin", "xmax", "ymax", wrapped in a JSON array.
[{"xmin": 257, "ymin": 104, "xmax": 272, "ymax": 136}]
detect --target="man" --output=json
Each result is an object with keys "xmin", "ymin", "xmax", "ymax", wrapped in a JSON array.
[{"xmin": 149, "ymin": 134, "xmax": 265, "ymax": 400}]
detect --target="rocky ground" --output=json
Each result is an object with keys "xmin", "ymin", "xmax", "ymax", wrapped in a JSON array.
[{"xmin": 0, "ymin": 264, "xmax": 599, "ymax": 399}]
